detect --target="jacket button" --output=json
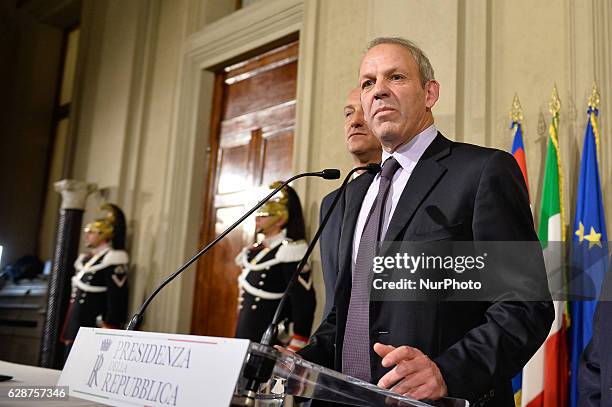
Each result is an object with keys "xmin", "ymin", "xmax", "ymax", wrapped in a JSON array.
[
  {"xmin": 255, "ymin": 297, "xmax": 260, "ymax": 302},
  {"xmin": 258, "ymin": 281, "xmax": 264, "ymax": 286},
  {"xmin": 261, "ymin": 273, "xmax": 267, "ymax": 278},
  {"xmin": 251, "ymin": 305, "xmax": 257, "ymax": 310}
]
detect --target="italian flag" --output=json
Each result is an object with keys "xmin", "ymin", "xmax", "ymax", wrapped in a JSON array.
[{"xmin": 520, "ymin": 108, "xmax": 569, "ymax": 406}]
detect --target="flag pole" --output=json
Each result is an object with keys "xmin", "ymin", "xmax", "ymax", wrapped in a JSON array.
[{"xmin": 549, "ymin": 84, "xmax": 566, "ymax": 242}]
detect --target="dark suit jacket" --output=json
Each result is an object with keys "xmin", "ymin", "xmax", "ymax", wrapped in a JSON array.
[
  {"xmin": 300, "ymin": 133, "xmax": 554, "ymax": 406},
  {"xmin": 319, "ymin": 188, "xmax": 344, "ymax": 317},
  {"xmin": 579, "ymin": 263, "xmax": 612, "ymax": 406}
]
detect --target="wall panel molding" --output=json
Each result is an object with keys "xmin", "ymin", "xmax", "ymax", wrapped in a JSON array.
[
  {"xmin": 456, "ymin": 0, "xmax": 488, "ymax": 145},
  {"xmin": 118, "ymin": 0, "xmax": 161, "ymax": 222},
  {"xmin": 592, "ymin": 0, "xmax": 612, "ymax": 234},
  {"xmin": 184, "ymin": 0, "xmax": 303, "ymax": 69}
]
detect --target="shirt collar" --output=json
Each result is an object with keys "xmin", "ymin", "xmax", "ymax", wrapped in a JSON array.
[{"xmin": 380, "ymin": 124, "xmax": 438, "ymax": 174}]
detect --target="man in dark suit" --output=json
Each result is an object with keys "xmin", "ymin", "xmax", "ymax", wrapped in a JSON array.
[
  {"xmin": 299, "ymin": 37, "xmax": 553, "ymax": 406},
  {"xmin": 320, "ymin": 88, "xmax": 381, "ymax": 317},
  {"xmin": 579, "ymin": 259, "xmax": 612, "ymax": 406}
]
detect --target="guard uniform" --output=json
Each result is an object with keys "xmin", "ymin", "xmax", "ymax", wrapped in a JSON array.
[
  {"xmin": 235, "ymin": 229, "xmax": 315, "ymax": 350},
  {"xmin": 61, "ymin": 247, "xmax": 129, "ymax": 342}
]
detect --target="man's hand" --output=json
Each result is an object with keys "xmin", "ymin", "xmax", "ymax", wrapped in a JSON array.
[{"xmin": 374, "ymin": 343, "xmax": 448, "ymax": 400}]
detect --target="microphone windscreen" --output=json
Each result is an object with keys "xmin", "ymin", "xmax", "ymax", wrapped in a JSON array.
[
  {"xmin": 321, "ymin": 169, "xmax": 341, "ymax": 179},
  {"xmin": 366, "ymin": 163, "xmax": 382, "ymax": 174}
]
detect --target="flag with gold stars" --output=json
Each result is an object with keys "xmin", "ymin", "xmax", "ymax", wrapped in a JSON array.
[{"xmin": 569, "ymin": 86, "xmax": 608, "ymax": 407}]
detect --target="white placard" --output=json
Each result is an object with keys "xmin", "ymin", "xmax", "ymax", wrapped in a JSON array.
[{"xmin": 58, "ymin": 328, "xmax": 250, "ymax": 407}]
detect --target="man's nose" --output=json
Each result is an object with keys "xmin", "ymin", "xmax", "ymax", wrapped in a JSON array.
[
  {"xmin": 350, "ymin": 115, "xmax": 364, "ymax": 128},
  {"xmin": 373, "ymin": 79, "xmax": 389, "ymax": 99}
]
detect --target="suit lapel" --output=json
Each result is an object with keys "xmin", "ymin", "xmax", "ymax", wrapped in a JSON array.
[
  {"xmin": 383, "ymin": 133, "xmax": 451, "ymax": 244},
  {"xmin": 337, "ymin": 173, "xmax": 375, "ymax": 287}
]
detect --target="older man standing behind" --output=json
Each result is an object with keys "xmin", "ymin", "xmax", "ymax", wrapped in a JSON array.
[{"xmin": 319, "ymin": 88, "xmax": 381, "ymax": 317}]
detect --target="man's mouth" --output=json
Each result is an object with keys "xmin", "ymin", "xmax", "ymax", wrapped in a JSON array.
[{"xmin": 373, "ymin": 106, "xmax": 395, "ymax": 117}]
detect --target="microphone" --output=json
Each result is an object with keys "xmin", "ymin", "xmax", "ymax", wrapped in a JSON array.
[
  {"xmin": 126, "ymin": 169, "xmax": 340, "ymax": 331},
  {"xmin": 318, "ymin": 169, "xmax": 341, "ymax": 179},
  {"xmin": 241, "ymin": 162, "xmax": 381, "ymax": 395}
]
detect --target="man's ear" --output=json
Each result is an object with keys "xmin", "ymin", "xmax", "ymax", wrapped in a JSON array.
[{"xmin": 425, "ymin": 80, "xmax": 440, "ymax": 109}]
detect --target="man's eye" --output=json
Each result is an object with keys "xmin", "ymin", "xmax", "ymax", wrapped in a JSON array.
[
  {"xmin": 391, "ymin": 74, "xmax": 404, "ymax": 80},
  {"xmin": 361, "ymin": 80, "xmax": 374, "ymax": 89}
]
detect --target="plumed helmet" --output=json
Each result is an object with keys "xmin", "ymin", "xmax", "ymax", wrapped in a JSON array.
[
  {"xmin": 255, "ymin": 181, "xmax": 290, "ymax": 223},
  {"xmin": 255, "ymin": 181, "xmax": 305, "ymax": 241},
  {"xmin": 83, "ymin": 203, "xmax": 127, "ymax": 250}
]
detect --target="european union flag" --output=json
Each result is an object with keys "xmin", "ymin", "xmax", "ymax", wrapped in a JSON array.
[{"xmin": 569, "ymin": 105, "xmax": 608, "ymax": 407}]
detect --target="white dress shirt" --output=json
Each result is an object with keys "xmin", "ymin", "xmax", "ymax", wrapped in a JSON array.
[{"xmin": 351, "ymin": 125, "xmax": 438, "ymax": 266}]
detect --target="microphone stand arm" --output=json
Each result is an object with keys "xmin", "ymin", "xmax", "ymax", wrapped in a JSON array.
[{"xmin": 126, "ymin": 171, "xmax": 331, "ymax": 331}]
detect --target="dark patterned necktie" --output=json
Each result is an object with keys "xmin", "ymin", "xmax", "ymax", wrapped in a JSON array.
[{"xmin": 342, "ymin": 157, "xmax": 401, "ymax": 381}]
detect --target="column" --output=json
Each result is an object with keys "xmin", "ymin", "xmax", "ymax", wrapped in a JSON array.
[{"xmin": 39, "ymin": 179, "xmax": 97, "ymax": 369}]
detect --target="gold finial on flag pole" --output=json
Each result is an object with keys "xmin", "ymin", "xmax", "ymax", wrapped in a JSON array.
[
  {"xmin": 588, "ymin": 82, "xmax": 601, "ymax": 157},
  {"xmin": 510, "ymin": 93, "xmax": 524, "ymax": 123},
  {"xmin": 549, "ymin": 84, "xmax": 561, "ymax": 116},
  {"xmin": 588, "ymin": 82, "xmax": 600, "ymax": 110}
]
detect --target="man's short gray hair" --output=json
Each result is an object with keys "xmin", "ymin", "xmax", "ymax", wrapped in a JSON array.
[{"xmin": 367, "ymin": 37, "xmax": 435, "ymax": 87}]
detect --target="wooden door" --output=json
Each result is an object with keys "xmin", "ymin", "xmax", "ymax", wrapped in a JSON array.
[{"xmin": 191, "ymin": 41, "xmax": 299, "ymax": 337}]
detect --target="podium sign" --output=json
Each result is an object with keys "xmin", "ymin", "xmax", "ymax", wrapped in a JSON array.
[{"xmin": 58, "ymin": 328, "xmax": 249, "ymax": 407}]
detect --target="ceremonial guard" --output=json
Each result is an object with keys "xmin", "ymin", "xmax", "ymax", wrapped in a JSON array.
[
  {"xmin": 235, "ymin": 182, "xmax": 315, "ymax": 351},
  {"xmin": 61, "ymin": 203, "xmax": 129, "ymax": 356}
]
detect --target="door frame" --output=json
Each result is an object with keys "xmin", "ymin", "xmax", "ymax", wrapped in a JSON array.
[{"xmin": 154, "ymin": 0, "xmax": 318, "ymax": 334}]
